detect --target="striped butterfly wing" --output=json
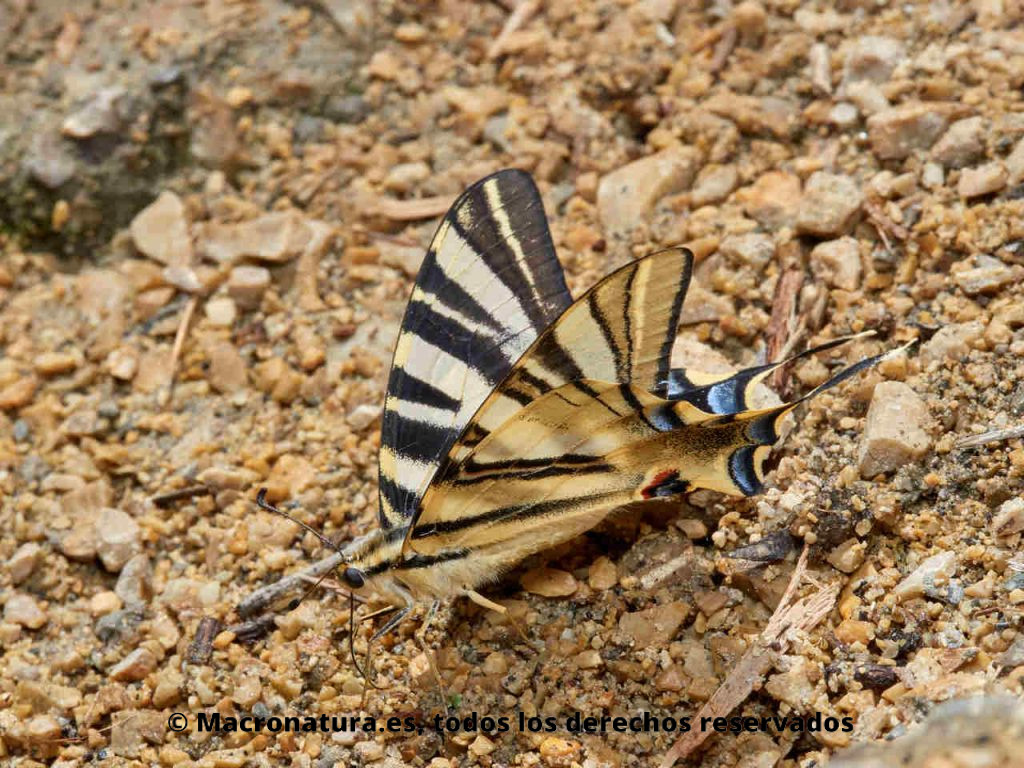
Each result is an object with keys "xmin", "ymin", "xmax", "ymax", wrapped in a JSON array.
[
  {"xmin": 402, "ymin": 246, "xmax": 695, "ymax": 553},
  {"xmin": 407, "ymin": 348, "xmax": 891, "ymax": 561},
  {"xmin": 447, "ymin": 247, "xmax": 693, "ymax": 465},
  {"xmin": 378, "ymin": 170, "xmax": 573, "ymax": 529}
]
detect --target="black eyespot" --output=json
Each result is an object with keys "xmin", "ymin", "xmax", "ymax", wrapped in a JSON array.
[{"xmin": 343, "ymin": 567, "xmax": 365, "ymax": 589}]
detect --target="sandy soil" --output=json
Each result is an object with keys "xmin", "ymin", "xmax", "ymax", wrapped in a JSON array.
[{"xmin": 2, "ymin": 1, "xmax": 1024, "ymax": 767}]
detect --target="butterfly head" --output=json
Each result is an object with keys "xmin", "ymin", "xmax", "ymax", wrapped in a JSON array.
[
  {"xmin": 341, "ymin": 566, "xmax": 365, "ymax": 590},
  {"xmin": 337, "ymin": 526, "xmax": 409, "ymax": 603}
]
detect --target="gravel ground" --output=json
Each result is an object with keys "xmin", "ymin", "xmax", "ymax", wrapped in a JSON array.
[{"xmin": 2, "ymin": 1, "xmax": 1024, "ymax": 767}]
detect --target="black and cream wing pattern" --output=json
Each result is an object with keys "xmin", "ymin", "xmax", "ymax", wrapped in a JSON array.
[
  {"xmin": 376, "ymin": 167, "xmax": 895, "ymax": 581},
  {"xmin": 378, "ymin": 170, "xmax": 573, "ymax": 529}
]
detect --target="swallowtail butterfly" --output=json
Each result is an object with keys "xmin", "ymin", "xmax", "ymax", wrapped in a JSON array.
[{"xmin": 254, "ymin": 169, "xmax": 892, "ymax": 653}]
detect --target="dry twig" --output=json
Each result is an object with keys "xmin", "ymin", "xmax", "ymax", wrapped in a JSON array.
[
  {"xmin": 661, "ymin": 546, "xmax": 839, "ymax": 767},
  {"xmin": 369, "ymin": 195, "xmax": 457, "ymax": 221},
  {"xmin": 237, "ymin": 551, "xmax": 347, "ymax": 617},
  {"xmin": 163, "ymin": 294, "xmax": 199, "ymax": 404},
  {"xmin": 765, "ymin": 267, "xmax": 805, "ymax": 397},
  {"xmin": 488, "ymin": 0, "xmax": 541, "ymax": 59},
  {"xmin": 956, "ymin": 424, "xmax": 1024, "ymax": 449}
]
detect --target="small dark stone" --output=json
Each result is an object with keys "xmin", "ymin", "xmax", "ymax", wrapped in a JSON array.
[
  {"xmin": 13, "ymin": 420, "xmax": 31, "ymax": 442},
  {"xmin": 293, "ymin": 115, "xmax": 327, "ymax": 144},
  {"xmin": 94, "ymin": 609, "xmax": 143, "ymax": 644},
  {"xmin": 726, "ymin": 530, "xmax": 796, "ymax": 563},
  {"xmin": 853, "ymin": 663, "xmax": 899, "ymax": 690},
  {"xmin": 322, "ymin": 94, "xmax": 369, "ymax": 124},
  {"xmin": 97, "ymin": 401, "xmax": 120, "ymax": 419}
]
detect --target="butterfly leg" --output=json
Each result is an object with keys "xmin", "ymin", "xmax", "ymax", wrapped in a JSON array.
[
  {"xmin": 358, "ymin": 602, "xmax": 413, "ymax": 706},
  {"xmin": 360, "ymin": 604, "xmax": 400, "ymax": 623},
  {"xmin": 465, "ymin": 589, "xmax": 506, "ymax": 614},
  {"xmin": 413, "ymin": 600, "xmax": 453, "ymax": 729},
  {"xmin": 465, "ymin": 589, "xmax": 534, "ymax": 650}
]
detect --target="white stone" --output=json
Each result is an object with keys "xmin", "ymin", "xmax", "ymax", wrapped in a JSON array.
[{"xmin": 858, "ymin": 381, "xmax": 931, "ymax": 477}]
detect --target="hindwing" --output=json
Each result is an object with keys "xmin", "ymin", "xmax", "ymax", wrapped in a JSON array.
[{"xmin": 407, "ymin": 337, "xmax": 896, "ymax": 559}]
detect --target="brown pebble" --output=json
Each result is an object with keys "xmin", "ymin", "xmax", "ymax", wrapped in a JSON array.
[
  {"xmin": 0, "ymin": 376, "xmax": 38, "ymax": 410},
  {"xmin": 618, "ymin": 602, "xmax": 689, "ymax": 646},
  {"xmin": 539, "ymin": 736, "xmax": 581, "ymax": 767},
  {"xmin": 109, "ymin": 647, "xmax": 158, "ymax": 682},
  {"xmin": 859, "ymin": 381, "xmax": 931, "ymax": 477},
  {"xmin": 90, "ymin": 590, "xmax": 123, "ymax": 616},
  {"xmin": 8, "ymin": 542, "xmax": 43, "ymax": 584},
  {"xmin": 228, "ymin": 265, "xmax": 271, "ymax": 309},
  {"xmin": 4, "ymin": 593, "xmax": 47, "ymax": 629},
  {"xmin": 520, "ymin": 567, "xmax": 578, "ymax": 597},
  {"xmin": 208, "ymin": 342, "xmax": 249, "ymax": 393},
  {"xmin": 587, "ymin": 557, "xmax": 618, "ymax": 590},
  {"xmin": 33, "ymin": 351, "xmax": 82, "ymax": 376},
  {"xmin": 130, "ymin": 191, "xmax": 193, "ymax": 267}
]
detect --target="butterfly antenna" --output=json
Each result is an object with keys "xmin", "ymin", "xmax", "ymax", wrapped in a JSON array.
[
  {"xmin": 285, "ymin": 570, "xmax": 336, "ymax": 612},
  {"xmin": 255, "ymin": 488, "xmax": 345, "ymax": 556}
]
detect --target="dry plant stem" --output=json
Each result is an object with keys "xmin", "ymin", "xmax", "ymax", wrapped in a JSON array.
[
  {"xmin": 164, "ymin": 295, "xmax": 198, "ymax": 403},
  {"xmin": 766, "ymin": 268, "xmax": 805, "ymax": 396},
  {"xmin": 955, "ymin": 424, "xmax": 1024, "ymax": 448},
  {"xmin": 863, "ymin": 196, "xmax": 909, "ymax": 242},
  {"xmin": 710, "ymin": 24, "xmax": 738, "ymax": 72},
  {"xmin": 237, "ymin": 551, "xmax": 346, "ymax": 617},
  {"xmin": 187, "ymin": 616, "xmax": 222, "ymax": 664},
  {"xmin": 488, "ymin": 0, "xmax": 541, "ymax": 59},
  {"xmin": 371, "ymin": 194, "xmax": 457, "ymax": 221},
  {"xmin": 151, "ymin": 485, "xmax": 210, "ymax": 507},
  {"xmin": 661, "ymin": 545, "xmax": 840, "ymax": 767}
]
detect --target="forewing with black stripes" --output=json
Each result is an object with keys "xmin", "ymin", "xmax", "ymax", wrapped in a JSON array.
[
  {"xmin": 445, "ymin": 247, "xmax": 693, "ymax": 465},
  {"xmin": 378, "ymin": 170, "xmax": 573, "ymax": 529}
]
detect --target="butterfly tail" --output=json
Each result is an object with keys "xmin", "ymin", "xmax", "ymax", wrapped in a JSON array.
[
  {"xmin": 651, "ymin": 340, "xmax": 912, "ymax": 498},
  {"xmin": 660, "ymin": 331, "xmax": 877, "ymax": 413}
]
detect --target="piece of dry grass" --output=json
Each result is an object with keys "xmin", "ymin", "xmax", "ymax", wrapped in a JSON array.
[{"xmin": 661, "ymin": 545, "xmax": 840, "ymax": 767}]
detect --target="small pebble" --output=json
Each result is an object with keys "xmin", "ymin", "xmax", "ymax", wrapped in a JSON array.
[
  {"xmin": 109, "ymin": 647, "xmax": 159, "ymax": 682},
  {"xmin": 587, "ymin": 556, "xmax": 618, "ymax": 590},
  {"xmin": 8, "ymin": 542, "xmax": 42, "ymax": 584},
  {"xmin": 95, "ymin": 507, "xmax": 143, "ymax": 573},
  {"xmin": 205, "ymin": 296, "xmax": 238, "ymax": 327},
  {"xmin": 106, "ymin": 347, "xmax": 138, "ymax": 381},
  {"xmin": 958, "ymin": 162, "xmax": 1007, "ymax": 198},
  {"xmin": 228, "ymin": 265, "xmax": 271, "ymax": 309},
  {"xmin": 90, "ymin": 590, "xmax": 123, "ymax": 616},
  {"xmin": 130, "ymin": 190, "xmax": 192, "ymax": 267},
  {"xmin": 894, "ymin": 551, "xmax": 957, "ymax": 601},
  {"xmin": 797, "ymin": 172, "xmax": 863, "ymax": 237},
  {"xmin": 811, "ymin": 237, "xmax": 862, "ymax": 291},
  {"xmin": 521, "ymin": 567, "xmax": 578, "ymax": 597},
  {"xmin": 867, "ymin": 103, "xmax": 950, "ymax": 160},
  {"xmin": 598, "ymin": 147, "xmax": 699, "ymax": 239},
  {"xmin": 930, "ymin": 116, "xmax": 986, "ymax": 169},
  {"xmin": 4, "ymin": 593, "xmax": 47, "ymax": 629},
  {"xmin": 33, "ymin": 351, "xmax": 81, "ymax": 376},
  {"xmin": 618, "ymin": 602, "xmax": 689, "ymax": 646},
  {"xmin": 859, "ymin": 381, "xmax": 931, "ymax": 477}
]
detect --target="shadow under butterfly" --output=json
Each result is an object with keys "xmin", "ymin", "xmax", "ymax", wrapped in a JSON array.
[{"xmin": 240, "ymin": 169, "xmax": 904, "ymax": 684}]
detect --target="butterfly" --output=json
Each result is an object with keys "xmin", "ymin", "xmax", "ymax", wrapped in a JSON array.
[{"xmin": 250, "ymin": 169, "xmax": 892, "ymax": 674}]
